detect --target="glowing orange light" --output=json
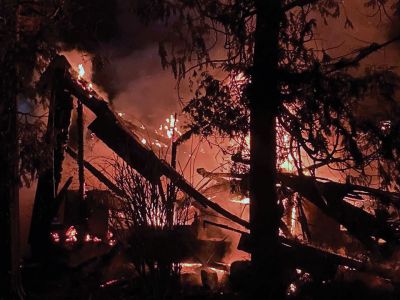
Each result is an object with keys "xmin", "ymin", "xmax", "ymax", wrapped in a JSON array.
[
  {"xmin": 50, "ymin": 232, "xmax": 60, "ymax": 243},
  {"xmin": 100, "ymin": 279, "xmax": 119, "ymax": 288},
  {"xmin": 65, "ymin": 226, "xmax": 78, "ymax": 243},
  {"xmin": 78, "ymin": 64, "xmax": 85, "ymax": 79},
  {"xmin": 84, "ymin": 233, "xmax": 92, "ymax": 242},
  {"xmin": 230, "ymin": 197, "xmax": 250, "ymax": 205}
]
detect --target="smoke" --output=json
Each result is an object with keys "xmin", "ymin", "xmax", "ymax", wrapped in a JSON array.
[
  {"xmin": 21, "ymin": 0, "xmax": 400, "ymax": 257},
  {"xmin": 387, "ymin": 8, "xmax": 400, "ymax": 51},
  {"xmin": 59, "ymin": 0, "xmax": 185, "ymax": 127}
]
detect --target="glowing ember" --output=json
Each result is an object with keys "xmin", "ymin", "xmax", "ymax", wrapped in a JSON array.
[
  {"xmin": 166, "ymin": 115, "xmax": 176, "ymax": 138},
  {"xmin": 93, "ymin": 236, "xmax": 102, "ymax": 243},
  {"xmin": 50, "ymin": 232, "xmax": 60, "ymax": 243},
  {"xmin": 179, "ymin": 262, "xmax": 203, "ymax": 273},
  {"xmin": 287, "ymin": 283, "xmax": 297, "ymax": 295},
  {"xmin": 208, "ymin": 267, "xmax": 226, "ymax": 274},
  {"xmin": 84, "ymin": 233, "xmax": 92, "ymax": 242},
  {"xmin": 290, "ymin": 205, "xmax": 296, "ymax": 235},
  {"xmin": 106, "ymin": 230, "xmax": 116, "ymax": 246},
  {"xmin": 380, "ymin": 120, "xmax": 391, "ymax": 134},
  {"xmin": 83, "ymin": 233, "xmax": 102, "ymax": 243},
  {"xmin": 157, "ymin": 114, "xmax": 182, "ymax": 141},
  {"xmin": 279, "ymin": 133, "xmax": 296, "ymax": 172},
  {"xmin": 65, "ymin": 225, "xmax": 78, "ymax": 243},
  {"xmin": 231, "ymin": 197, "xmax": 250, "ymax": 205},
  {"xmin": 100, "ymin": 279, "xmax": 119, "ymax": 288}
]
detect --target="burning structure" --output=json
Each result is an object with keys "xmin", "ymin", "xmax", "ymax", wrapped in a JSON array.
[
  {"xmin": 2, "ymin": 1, "xmax": 400, "ymax": 299},
  {"xmin": 22, "ymin": 54, "xmax": 400, "ymax": 299}
]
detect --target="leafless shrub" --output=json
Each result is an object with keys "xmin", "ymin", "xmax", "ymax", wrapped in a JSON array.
[{"xmin": 106, "ymin": 157, "xmax": 192, "ymax": 299}]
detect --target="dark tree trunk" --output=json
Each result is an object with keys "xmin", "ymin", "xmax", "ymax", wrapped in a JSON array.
[
  {"xmin": 0, "ymin": 50, "xmax": 24, "ymax": 299},
  {"xmin": 29, "ymin": 72, "xmax": 73, "ymax": 258},
  {"xmin": 249, "ymin": 1, "xmax": 284, "ymax": 298}
]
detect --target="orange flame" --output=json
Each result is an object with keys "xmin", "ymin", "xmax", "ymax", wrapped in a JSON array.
[
  {"xmin": 65, "ymin": 225, "xmax": 78, "ymax": 243},
  {"xmin": 230, "ymin": 197, "xmax": 250, "ymax": 205},
  {"xmin": 78, "ymin": 64, "xmax": 85, "ymax": 79}
]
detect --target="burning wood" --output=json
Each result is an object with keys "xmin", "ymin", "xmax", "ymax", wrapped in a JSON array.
[
  {"xmin": 196, "ymin": 167, "xmax": 400, "ymax": 253},
  {"xmin": 65, "ymin": 226, "xmax": 78, "ymax": 243},
  {"xmin": 36, "ymin": 55, "xmax": 400, "ymax": 290},
  {"xmin": 40, "ymin": 55, "xmax": 250, "ymax": 230}
]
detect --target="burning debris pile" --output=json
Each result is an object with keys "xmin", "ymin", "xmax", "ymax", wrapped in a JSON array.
[{"xmin": 27, "ymin": 55, "xmax": 400, "ymax": 298}]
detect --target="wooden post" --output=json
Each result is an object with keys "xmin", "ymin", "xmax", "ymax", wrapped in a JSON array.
[{"xmin": 77, "ymin": 100, "xmax": 85, "ymax": 202}]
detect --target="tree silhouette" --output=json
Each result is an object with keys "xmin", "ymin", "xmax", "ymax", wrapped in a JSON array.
[
  {"xmin": 0, "ymin": 1, "xmax": 118, "ymax": 297},
  {"xmin": 133, "ymin": 0, "xmax": 400, "ymax": 298}
]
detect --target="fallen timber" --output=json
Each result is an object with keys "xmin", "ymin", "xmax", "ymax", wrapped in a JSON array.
[
  {"xmin": 66, "ymin": 146, "xmax": 126, "ymax": 199},
  {"xmin": 206, "ymin": 220, "xmax": 400, "ymax": 284},
  {"xmin": 43, "ymin": 55, "xmax": 249, "ymax": 230},
  {"xmin": 40, "ymin": 56, "xmax": 400, "ymax": 277},
  {"xmin": 278, "ymin": 174, "xmax": 399, "ymax": 252},
  {"xmin": 197, "ymin": 168, "xmax": 400, "ymax": 253}
]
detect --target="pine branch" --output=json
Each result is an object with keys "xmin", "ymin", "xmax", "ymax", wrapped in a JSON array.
[
  {"xmin": 328, "ymin": 35, "xmax": 400, "ymax": 73},
  {"xmin": 283, "ymin": 0, "xmax": 319, "ymax": 11}
]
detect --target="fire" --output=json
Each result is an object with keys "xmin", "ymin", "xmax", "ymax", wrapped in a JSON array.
[
  {"xmin": 279, "ymin": 133, "xmax": 296, "ymax": 172},
  {"xmin": 100, "ymin": 279, "xmax": 119, "ymax": 288},
  {"xmin": 380, "ymin": 120, "xmax": 391, "ymax": 134},
  {"xmin": 65, "ymin": 225, "xmax": 78, "ymax": 243},
  {"xmin": 242, "ymin": 127, "xmax": 298, "ymax": 173},
  {"xmin": 93, "ymin": 236, "xmax": 102, "ymax": 243},
  {"xmin": 230, "ymin": 197, "xmax": 250, "ymax": 205},
  {"xmin": 84, "ymin": 233, "xmax": 92, "ymax": 242},
  {"xmin": 290, "ymin": 205, "xmax": 296, "ymax": 235},
  {"xmin": 180, "ymin": 263, "xmax": 203, "ymax": 268},
  {"xmin": 107, "ymin": 231, "xmax": 117, "ymax": 246},
  {"xmin": 157, "ymin": 114, "xmax": 182, "ymax": 141},
  {"xmin": 179, "ymin": 262, "xmax": 203, "ymax": 274},
  {"xmin": 208, "ymin": 267, "xmax": 226, "ymax": 274},
  {"xmin": 287, "ymin": 283, "xmax": 297, "ymax": 295},
  {"xmin": 78, "ymin": 64, "xmax": 85, "ymax": 79},
  {"xmin": 83, "ymin": 233, "xmax": 101, "ymax": 243},
  {"xmin": 74, "ymin": 63, "xmax": 97, "ymax": 99},
  {"xmin": 166, "ymin": 115, "xmax": 176, "ymax": 139}
]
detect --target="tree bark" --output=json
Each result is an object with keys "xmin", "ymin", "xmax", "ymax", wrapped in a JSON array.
[
  {"xmin": 249, "ymin": 1, "xmax": 284, "ymax": 298},
  {"xmin": 0, "ymin": 39, "xmax": 24, "ymax": 300}
]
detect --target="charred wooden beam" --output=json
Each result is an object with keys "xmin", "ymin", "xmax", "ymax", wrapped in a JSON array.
[
  {"xmin": 196, "ymin": 167, "xmax": 399, "ymax": 250},
  {"xmin": 40, "ymin": 176, "xmax": 73, "ymax": 240},
  {"xmin": 89, "ymin": 114, "xmax": 249, "ymax": 228},
  {"xmin": 278, "ymin": 174, "xmax": 398, "ymax": 251},
  {"xmin": 66, "ymin": 146, "xmax": 126, "ymax": 199},
  {"xmin": 207, "ymin": 220, "xmax": 400, "ymax": 283},
  {"xmin": 29, "ymin": 68, "xmax": 73, "ymax": 256},
  {"xmin": 238, "ymin": 232, "xmax": 363, "ymax": 272},
  {"xmin": 205, "ymin": 216, "xmax": 364, "ymax": 279},
  {"xmin": 77, "ymin": 100, "xmax": 85, "ymax": 202},
  {"xmin": 204, "ymin": 220, "xmax": 248, "ymax": 235},
  {"xmin": 43, "ymin": 56, "xmax": 249, "ymax": 229}
]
